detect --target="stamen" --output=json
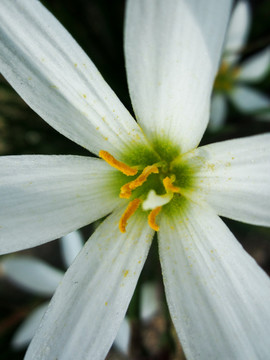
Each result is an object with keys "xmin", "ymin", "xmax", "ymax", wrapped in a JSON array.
[
  {"xmin": 148, "ymin": 206, "xmax": 162, "ymax": 231},
  {"xmin": 119, "ymin": 198, "xmax": 141, "ymax": 233},
  {"xmin": 120, "ymin": 165, "xmax": 159, "ymax": 199},
  {"xmin": 163, "ymin": 176, "xmax": 180, "ymax": 193},
  {"xmin": 99, "ymin": 150, "xmax": 138, "ymax": 176}
]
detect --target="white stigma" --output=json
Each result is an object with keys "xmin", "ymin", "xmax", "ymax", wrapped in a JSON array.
[{"xmin": 142, "ymin": 190, "xmax": 173, "ymax": 211}]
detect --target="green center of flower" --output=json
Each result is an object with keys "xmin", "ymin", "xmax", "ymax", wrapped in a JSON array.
[
  {"xmin": 99, "ymin": 141, "xmax": 196, "ymax": 233},
  {"xmin": 214, "ymin": 61, "xmax": 240, "ymax": 92}
]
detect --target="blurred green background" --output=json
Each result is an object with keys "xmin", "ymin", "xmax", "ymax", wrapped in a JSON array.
[{"xmin": 0, "ymin": 0, "xmax": 270, "ymax": 359}]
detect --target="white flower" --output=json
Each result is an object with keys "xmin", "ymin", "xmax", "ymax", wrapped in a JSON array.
[
  {"xmin": 0, "ymin": 0, "xmax": 270, "ymax": 359},
  {"xmin": 210, "ymin": 0, "xmax": 270, "ymax": 131}
]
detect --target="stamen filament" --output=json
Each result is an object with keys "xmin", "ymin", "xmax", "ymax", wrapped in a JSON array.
[
  {"xmin": 99, "ymin": 150, "xmax": 138, "ymax": 176},
  {"xmin": 120, "ymin": 165, "xmax": 159, "ymax": 199},
  {"xmin": 119, "ymin": 198, "xmax": 141, "ymax": 233},
  {"xmin": 163, "ymin": 176, "xmax": 180, "ymax": 193},
  {"xmin": 148, "ymin": 206, "xmax": 162, "ymax": 231}
]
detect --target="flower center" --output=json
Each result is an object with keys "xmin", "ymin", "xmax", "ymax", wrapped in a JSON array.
[
  {"xmin": 99, "ymin": 150, "xmax": 181, "ymax": 233},
  {"xmin": 214, "ymin": 61, "xmax": 240, "ymax": 92}
]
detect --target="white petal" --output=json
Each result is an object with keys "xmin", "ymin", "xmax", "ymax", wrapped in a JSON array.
[
  {"xmin": 12, "ymin": 302, "xmax": 50, "ymax": 350},
  {"xmin": 25, "ymin": 207, "xmax": 154, "ymax": 360},
  {"xmin": 224, "ymin": 0, "xmax": 251, "ymax": 65},
  {"xmin": 113, "ymin": 317, "xmax": 131, "ymax": 355},
  {"xmin": 238, "ymin": 47, "xmax": 270, "ymax": 82},
  {"xmin": 2, "ymin": 256, "xmax": 63, "ymax": 296},
  {"xmin": 0, "ymin": 0, "xmax": 151, "ymax": 159},
  {"xmin": 60, "ymin": 231, "xmax": 84, "ymax": 268},
  {"xmin": 124, "ymin": 0, "xmax": 232, "ymax": 153},
  {"xmin": 0, "ymin": 156, "xmax": 122, "ymax": 254},
  {"xmin": 231, "ymin": 85, "xmax": 270, "ymax": 112},
  {"xmin": 208, "ymin": 94, "xmax": 227, "ymax": 131},
  {"xmin": 159, "ymin": 201, "xmax": 270, "ymax": 360},
  {"xmin": 140, "ymin": 282, "xmax": 159, "ymax": 321},
  {"xmin": 182, "ymin": 134, "xmax": 270, "ymax": 226}
]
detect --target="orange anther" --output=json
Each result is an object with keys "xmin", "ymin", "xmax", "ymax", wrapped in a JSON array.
[
  {"xmin": 148, "ymin": 206, "xmax": 162, "ymax": 231},
  {"xmin": 120, "ymin": 182, "xmax": 133, "ymax": 199},
  {"xmin": 99, "ymin": 150, "xmax": 138, "ymax": 176},
  {"xmin": 120, "ymin": 165, "xmax": 159, "ymax": 199},
  {"xmin": 163, "ymin": 176, "xmax": 180, "ymax": 193},
  {"xmin": 119, "ymin": 198, "xmax": 141, "ymax": 233}
]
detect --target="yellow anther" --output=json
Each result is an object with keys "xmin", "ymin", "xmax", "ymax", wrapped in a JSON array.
[
  {"xmin": 163, "ymin": 176, "xmax": 180, "ymax": 193},
  {"xmin": 119, "ymin": 198, "xmax": 141, "ymax": 233},
  {"xmin": 148, "ymin": 206, "xmax": 162, "ymax": 231},
  {"xmin": 120, "ymin": 165, "xmax": 159, "ymax": 199},
  {"xmin": 99, "ymin": 150, "xmax": 138, "ymax": 176},
  {"xmin": 120, "ymin": 183, "xmax": 133, "ymax": 199}
]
